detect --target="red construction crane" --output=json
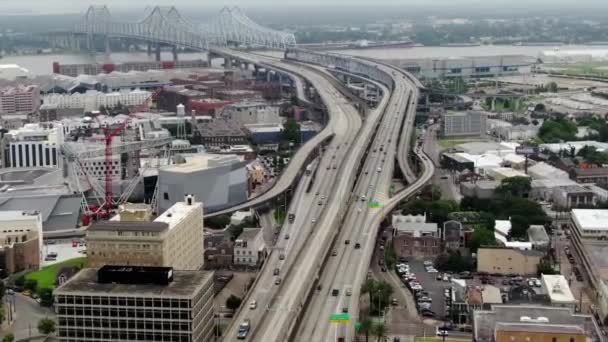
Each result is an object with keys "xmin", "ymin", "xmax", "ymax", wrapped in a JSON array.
[{"xmin": 96, "ymin": 88, "xmax": 163, "ymax": 215}]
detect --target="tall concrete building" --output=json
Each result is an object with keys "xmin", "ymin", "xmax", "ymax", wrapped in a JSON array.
[
  {"xmin": 158, "ymin": 154, "xmax": 248, "ymax": 213},
  {"xmin": 441, "ymin": 111, "xmax": 487, "ymax": 138},
  {"xmin": 87, "ymin": 195, "xmax": 204, "ymax": 270},
  {"xmin": 54, "ymin": 266, "xmax": 214, "ymax": 342},
  {"xmin": 0, "ymin": 210, "xmax": 42, "ymax": 274},
  {"xmin": 0, "ymin": 85, "xmax": 40, "ymax": 114},
  {"xmin": 1, "ymin": 123, "xmax": 65, "ymax": 168}
]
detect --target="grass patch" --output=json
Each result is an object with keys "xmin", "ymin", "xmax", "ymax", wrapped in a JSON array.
[{"xmin": 25, "ymin": 257, "xmax": 87, "ymax": 291}]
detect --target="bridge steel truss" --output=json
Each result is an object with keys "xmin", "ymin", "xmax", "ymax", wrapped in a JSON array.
[{"xmin": 72, "ymin": 5, "xmax": 296, "ymax": 51}]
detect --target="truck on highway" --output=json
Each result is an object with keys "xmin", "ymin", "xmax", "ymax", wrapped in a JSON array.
[
  {"xmin": 305, "ymin": 163, "xmax": 313, "ymax": 175},
  {"xmin": 237, "ymin": 319, "xmax": 250, "ymax": 339},
  {"xmin": 288, "ymin": 213, "xmax": 295, "ymax": 223}
]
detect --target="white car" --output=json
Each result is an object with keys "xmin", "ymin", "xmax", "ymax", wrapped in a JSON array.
[
  {"xmin": 377, "ymin": 167, "xmax": 382, "ymax": 173},
  {"xmin": 312, "ymin": 218, "xmax": 316, "ymax": 223},
  {"xmin": 249, "ymin": 300, "xmax": 257, "ymax": 310}
]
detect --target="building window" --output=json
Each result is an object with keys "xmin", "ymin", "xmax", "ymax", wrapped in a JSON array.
[
  {"xmin": 163, "ymin": 192, "xmax": 169, "ymax": 200},
  {"xmin": 552, "ymin": 338, "xmax": 557, "ymax": 342},
  {"xmin": 570, "ymin": 339, "xmax": 575, "ymax": 342}
]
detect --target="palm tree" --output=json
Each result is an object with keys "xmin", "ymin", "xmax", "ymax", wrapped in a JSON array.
[
  {"xmin": 361, "ymin": 278, "xmax": 377, "ymax": 313},
  {"xmin": 372, "ymin": 322, "xmax": 388, "ymax": 342},
  {"xmin": 359, "ymin": 318, "xmax": 373, "ymax": 342}
]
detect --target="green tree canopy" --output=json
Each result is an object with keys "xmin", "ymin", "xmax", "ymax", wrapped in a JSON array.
[
  {"xmin": 226, "ymin": 295, "xmax": 242, "ymax": 313},
  {"xmin": 282, "ymin": 119, "xmax": 301, "ymax": 145},
  {"xmin": 538, "ymin": 117, "xmax": 578, "ymax": 143},
  {"xmin": 2, "ymin": 333, "xmax": 14, "ymax": 342},
  {"xmin": 497, "ymin": 176, "xmax": 532, "ymax": 198},
  {"xmin": 37, "ymin": 318, "xmax": 56, "ymax": 335},
  {"xmin": 470, "ymin": 228, "xmax": 497, "ymax": 252}
]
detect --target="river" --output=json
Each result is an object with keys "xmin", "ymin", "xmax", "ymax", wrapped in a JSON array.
[{"xmin": 2, "ymin": 44, "xmax": 607, "ymax": 76}]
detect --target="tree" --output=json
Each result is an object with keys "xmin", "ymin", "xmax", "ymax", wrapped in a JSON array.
[
  {"xmin": 0, "ymin": 281, "xmax": 5, "ymax": 300},
  {"xmin": 38, "ymin": 288, "xmax": 54, "ymax": 307},
  {"xmin": 14, "ymin": 276, "xmax": 25, "ymax": 288},
  {"xmin": 282, "ymin": 119, "xmax": 301, "ymax": 145},
  {"xmin": 372, "ymin": 322, "xmax": 388, "ymax": 342},
  {"xmin": 359, "ymin": 318, "xmax": 373, "ymax": 342},
  {"xmin": 538, "ymin": 118, "xmax": 578, "ymax": 143},
  {"xmin": 497, "ymin": 176, "xmax": 532, "ymax": 198},
  {"xmin": 360, "ymin": 278, "xmax": 377, "ymax": 313},
  {"xmin": 37, "ymin": 318, "xmax": 56, "ymax": 335},
  {"xmin": 510, "ymin": 215, "xmax": 530, "ymax": 239},
  {"xmin": 537, "ymin": 260, "xmax": 559, "ymax": 276},
  {"xmin": 547, "ymin": 81, "xmax": 558, "ymax": 93},
  {"xmin": 225, "ymin": 295, "xmax": 242, "ymax": 313},
  {"xmin": 469, "ymin": 228, "xmax": 497, "ymax": 252},
  {"xmin": 2, "ymin": 333, "xmax": 14, "ymax": 342},
  {"xmin": 205, "ymin": 214, "xmax": 231, "ymax": 230},
  {"xmin": 24, "ymin": 279, "xmax": 37, "ymax": 292}
]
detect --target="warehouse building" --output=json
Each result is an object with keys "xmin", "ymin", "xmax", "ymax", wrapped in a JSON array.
[
  {"xmin": 441, "ymin": 111, "xmax": 487, "ymax": 138},
  {"xmin": 157, "ymin": 154, "xmax": 248, "ymax": 213}
]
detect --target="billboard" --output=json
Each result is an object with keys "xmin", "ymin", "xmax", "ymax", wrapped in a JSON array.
[{"xmin": 515, "ymin": 145, "xmax": 539, "ymax": 155}]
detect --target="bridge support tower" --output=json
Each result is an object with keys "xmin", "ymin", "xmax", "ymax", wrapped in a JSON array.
[
  {"xmin": 172, "ymin": 45, "xmax": 178, "ymax": 62},
  {"xmin": 155, "ymin": 43, "xmax": 161, "ymax": 62},
  {"xmin": 105, "ymin": 36, "xmax": 111, "ymax": 55}
]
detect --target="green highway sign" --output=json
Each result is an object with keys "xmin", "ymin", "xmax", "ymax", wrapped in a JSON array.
[
  {"xmin": 329, "ymin": 313, "xmax": 350, "ymax": 323},
  {"xmin": 367, "ymin": 201, "xmax": 380, "ymax": 208}
]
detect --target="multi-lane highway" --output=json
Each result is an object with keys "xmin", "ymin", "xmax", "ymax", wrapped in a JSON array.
[
  {"xmin": 222, "ymin": 51, "xmax": 365, "ymax": 341},
  {"xmin": 218, "ymin": 47, "xmax": 434, "ymax": 342},
  {"xmin": 295, "ymin": 58, "xmax": 433, "ymax": 341}
]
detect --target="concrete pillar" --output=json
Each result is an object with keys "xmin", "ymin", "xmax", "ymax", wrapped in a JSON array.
[
  {"xmin": 147, "ymin": 42, "xmax": 152, "ymax": 56},
  {"xmin": 266, "ymin": 70, "xmax": 272, "ymax": 82},
  {"xmin": 155, "ymin": 43, "xmax": 161, "ymax": 62},
  {"xmin": 207, "ymin": 53, "xmax": 214, "ymax": 67},
  {"xmin": 225, "ymin": 57, "xmax": 233, "ymax": 69},
  {"xmin": 86, "ymin": 34, "xmax": 95, "ymax": 55},
  {"xmin": 105, "ymin": 36, "xmax": 111, "ymax": 55},
  {"xmin": 172, "ymin": 45, "xmax": 178, "ymax": 62}
]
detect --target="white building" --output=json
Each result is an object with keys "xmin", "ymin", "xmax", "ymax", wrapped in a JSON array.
[
  {"xmin": 0, "ymin": 210, "xmax": 43, "ymax": 273},
  {"xmin": 2, "ymin": 123, "xmax": 65, "ymax": 168},
  {"xmin": 222, "ymin": 102, "xmax": 282, "ymax": 125},
  {"xmin": 486, "ymin": 167, "xmax": 529, "ymax": 181},
  {"xmin": 92, "ymin": 194, "xmax": 205, "ymax": 271},
  {"xmin": 494, "ymin": 219, "xmax": 533, "ymax": 250},
  {"xmin": 234, "ymin": 228, "xmax": 265, "ymax": 266},
  {"xmin": 528, "ymin": 162, "xmax": 570, "ymax": 180},
  {"xmin": 43, "ymin": 89, "xmax": 151, "ymax": 113},
  {"xmin": 392, "ymin": 213, "xmax": 439, "ymax": 237},
  {"xmin": 541, "ymin": 141, "xmax": 608, "ymax": 155},
  {"xmin": 0, "ymin": 64, "xmax": 31, "ymax": 81},
  {"xmin": 541, "ymin": 274, "xmax": 576, "ymax": 309},
  {"xmin": 0, "ymin": 85, "xmax": 40, "ymax": 114},
  {"xmin": 570, "ymin": 209, "xmax": 608, "ymax": 239}
]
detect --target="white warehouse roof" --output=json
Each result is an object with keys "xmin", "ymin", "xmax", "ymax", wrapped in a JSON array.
[
  {"xmin": 571, "ymin": 209, "xmax": 608, "ymax": 232},
  {"xmin": 542, "ymin": 274, "xmax": 576, "ymax": 305}
]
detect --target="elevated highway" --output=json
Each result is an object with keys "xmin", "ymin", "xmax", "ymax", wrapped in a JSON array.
[{"xmin": 221, "ymin": 50, "xmax": 365, "ymax": 341}]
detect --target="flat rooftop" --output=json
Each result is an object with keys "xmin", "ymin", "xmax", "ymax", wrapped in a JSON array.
[
  {"xmin": 55, "ymin": 268, "xmax": 212, "ymax": 298},
  {"xmin": 88, "ymin": 221, "xmax": 169, "ymax": 233},
  {"xmin": 582, "ymin": 241, "xmax": 608, "ymax": 280},
  {"xmin": 542, "ymin": 274, "xmax": 576, "ymax": 304},
  {"xmin": 161, "ymin": 154, "xmax": 242, "ymax": 174},
  {"xmin": 572, "ymin": 209, "xmax": 608, "ymax": 232},
  {"xmin": 155, "ymin": 200, "xmax": 202, "ymax": 229},
  {"xmin": 474, "ymin": 305, "xmax": 603, "ymax": 342}
]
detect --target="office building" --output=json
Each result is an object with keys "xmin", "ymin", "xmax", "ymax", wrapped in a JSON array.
[
  {"xmin": 0, "ymin": 210, "xmax": 42, "ymax": 274},
  {"xmin": 477, "ymin": 247, "xmax": 543, "ymax": 275},
  {"xmin": 1, "ymin": 123, "xmax": 65, "ymax": 168},
  {"xmin": 0, "ymin": 64, "xmax": 31, "ymax": 81},
  {"xmin": 391, "ymin": 214, "xmax": 440, "ymax": 258},
  {"xmin": 43, "ymin": 90, "xmax": 152, "ymax": 113},
  {"xmin": 0, "ymin": 85, "xmax": 40, "ymax": 114},
  {"xmin": 87, "ymin": 195, "xmax": 204, "ymax": 270},
  {"xmin": 570, "ymin": 168, "xmax": 608, "ymax": 187},
  {"xmin": 222, "ymin": 102, "xmax": 282, "ymax": 125},
  {"xmin": 54, "ymin": 266, "xmax": 214, "ymax": 342},
  {"xmin": 158, "ymin": 154, "xmax": 248, "ymax": 213},
  {"xmin": 197, "ymin": 118, "xmax": 249, "ymax": 146},
  {"xmin": 569, "ymin": 209, "xmax": 608, "ymax": 317},
  {"xmin": 441, "ymin": 111, "xmax": 487, "ymax": 138},
  {"xmin": 473, "ymin": 305, "xmax": 603, "ymax": 342},
  {"xmin": 233, "ymin": 228, "xmax": 265, "ymax": 266}
]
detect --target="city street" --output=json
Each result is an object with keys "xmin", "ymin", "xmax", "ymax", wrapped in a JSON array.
[{"xmin": 2, "ymin": 293, "xmax": 55, "ymax": 340}]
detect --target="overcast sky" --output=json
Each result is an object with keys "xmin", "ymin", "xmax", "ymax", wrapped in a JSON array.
[{"xmin": 2, "ymin": 0, "xmax": 608, "ymax": 13}]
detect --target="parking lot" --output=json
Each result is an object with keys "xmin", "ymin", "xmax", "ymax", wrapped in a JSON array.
[{"xmin": 396, "ymin": 260, "xmax": 447, "ymax": 319}]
